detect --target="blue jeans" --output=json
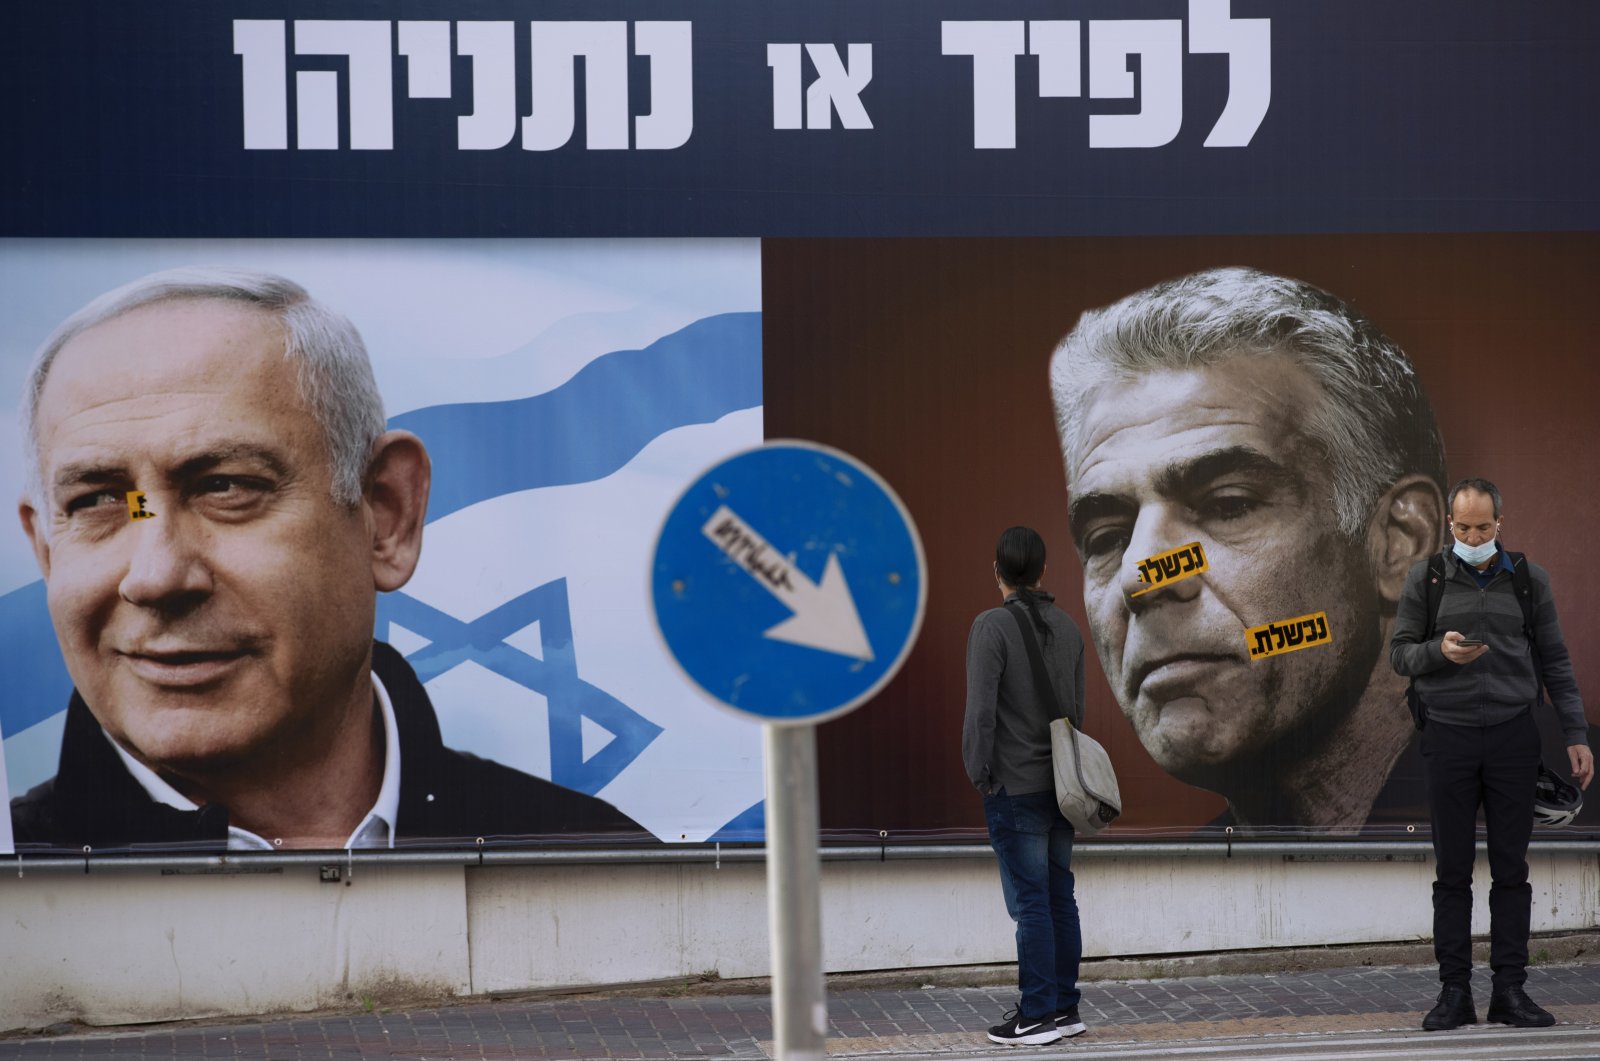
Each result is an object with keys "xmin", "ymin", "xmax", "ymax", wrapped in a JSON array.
[{"xmin": 983, "ymin": 788, "xmax": 1082, "ymax": 1020}]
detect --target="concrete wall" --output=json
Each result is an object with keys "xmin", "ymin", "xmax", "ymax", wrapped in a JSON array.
[{"xmin": 3, "ymin": 849, "xmax": 1597, "ymax": 1033}]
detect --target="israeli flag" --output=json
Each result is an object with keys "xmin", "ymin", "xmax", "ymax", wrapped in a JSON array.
[{"xmin": 0, "ymin": 239, "xmax": 766, "ymax": 843}]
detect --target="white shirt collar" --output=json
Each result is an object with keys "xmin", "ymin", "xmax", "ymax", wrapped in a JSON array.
[{"xmin": 105, "ymin": 671, "xmax": 403, "ymax": 851}]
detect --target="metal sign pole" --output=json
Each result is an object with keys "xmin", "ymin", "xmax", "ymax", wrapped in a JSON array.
[
  {"xmin": 764, "ymin": 721, "xmax": 826, "ymax": 1061},
  {"xmin": 652, "ymin": 442, "xmax": 925, "ymax": 1061}
]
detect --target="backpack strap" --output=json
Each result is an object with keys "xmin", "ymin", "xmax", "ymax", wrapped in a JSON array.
[
  {"xmin": 1506, "ymin": 550, "xmax": 1535, "ymax": 643},
  {"xmin": 1406, "ymin": 550, "xmax": 1450, "ymax": 730},
  {"xmin": 1421, "ymin": 550, "xmax": 1448, "ymax": 639},
  {"xmin": 1506, "ymin": 550, "xmax": 1545, "ymax": 703},
  {"xmin": 1004, "ymin": 602, "xmax": 1082, "ymax": 729}
]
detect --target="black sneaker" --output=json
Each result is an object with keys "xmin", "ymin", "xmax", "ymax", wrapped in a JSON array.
[
  {"xmin": 987, "ymin": 1011, "xmax": 1063, "ymax": 1046},
  {"xmin": 1049, "ymin": 1005, "xmax": 1087, "ymax": 1037},
  {"xmin": 1487, "ymin": 985, "xmax": 1556, "ymax": 1027},
  {"xmin": 1421, "ymin": 984, "xmax": 1477, "ymax": 1031}
]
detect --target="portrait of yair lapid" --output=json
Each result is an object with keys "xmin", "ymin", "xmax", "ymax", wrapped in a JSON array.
[
  {"xmin": 737, "ymin": 235, "xmax": 1600, "ymax": 840},
  {"xmin": 1051, "ymin": 266, "xmax": 1596, "ymax": 834}
]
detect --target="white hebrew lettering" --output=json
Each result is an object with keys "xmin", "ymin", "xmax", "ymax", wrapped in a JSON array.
[
  {"xmin": 294, "ymin": 20, "xmax": 394, "ymax": 150},
  {"xmin": 634, "ymin": 22, "xmax": 693, "ymax": 149},
  {"xmin": 804, "ymin": 43, "xmax": 873, "ymax": 130},
  {"xmin": 524, "ymin": 21, "xmax": 629, "ymax": 152},
  {"xmin": 235, "ymin": 18, "xmax": 692, "ymax": 152},
  {"xmin": 939, "ymin": 10, "xmax": 1269, "ymax": 152},
  {"xmin": 1188, "ymin": 0, "xmax": 1271, "ymax": 146},
  {"xmin": 296, "ymin": 70, "xmax": 340, "ymax": 150},
  {"xmin": 1029, "ymin": 21, "xmax": 1081, "ymax": 99},
  {"xmin": 397, "ymin": 21, "xmax": 451, "ymax": 99},
  {"xmin": 457, "ymin": 22, "xmax": 516, "ymax": 150},
  {"xmin": 234, "ymin": 20, "xmax": 287, "ymax": 150},
  {"xmin": 768, "ymin": 44, "xmax": 804, "ymax": 130},
  {"xmin": 1088, "ymin": 19, "xmax": 1182, "ymax": 148},
  {"xmin": 941, "ymin": 21, "xmax": 1025, "ymax": 149}
]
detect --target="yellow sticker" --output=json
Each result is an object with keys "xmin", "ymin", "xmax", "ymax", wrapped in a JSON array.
[
  {"xmin": 1130, "ymin": 541, "xmax": 1207, "ymax": 597},
  {"xmin": 126, "ymin": 491, "xmax": 156, "ymax": 520},
  {"xmin": 1246, "ymin": 611, "xmax": 1330, "ymax": 660}
]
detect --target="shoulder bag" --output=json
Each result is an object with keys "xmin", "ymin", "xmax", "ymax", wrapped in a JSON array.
[{"xmin": 1005, "ymin": 603, "xmax": 1122, "ymax": 835}]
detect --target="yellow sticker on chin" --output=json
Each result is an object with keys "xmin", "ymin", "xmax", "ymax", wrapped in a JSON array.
[
  {"xmin": 1246, "ymin": 611, "xmax": 1330, "ymax": 660},
  {"xmin": 126, "ymin": 491, "xmax": 156, "ymax": 520},
  {"xmin": 1130, "ymin": 541, "xmax": 1207, "ymax": 597}
]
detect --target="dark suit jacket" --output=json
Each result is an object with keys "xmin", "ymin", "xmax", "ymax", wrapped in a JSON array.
[{"xmin": 9, "ymin": 641, "xmax": 646, "ymax": 851}]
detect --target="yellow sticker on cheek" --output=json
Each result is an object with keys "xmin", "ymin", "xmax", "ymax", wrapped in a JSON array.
[
  {"xmin": 1246, "ymin": 611, "xmax": 1331, "ymax": 660},
  {"xmin": 126, "ymin": 491, "xmax": 156, "ymax": 520},
  {"xmin": 1130, "ymin": 541, "xmax": 1207, "ymax": 597}
]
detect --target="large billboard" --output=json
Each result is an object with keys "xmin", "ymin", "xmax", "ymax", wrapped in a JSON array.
[
  {"xmin": 3, "ymin": 3, "xmax": 1597, "ymax": 851},
  {"xmin": 769, "ymin": 234, "xmax": 1600, "ymax": 839},
  {"xmin": 1, "ymin": 241, "xmax": 764, "ymax": 852}
]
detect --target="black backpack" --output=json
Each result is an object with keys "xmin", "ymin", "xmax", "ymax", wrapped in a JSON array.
[{"xmin": 1404, "ymin": 549, "xmax": 1537, "ymax": 730}]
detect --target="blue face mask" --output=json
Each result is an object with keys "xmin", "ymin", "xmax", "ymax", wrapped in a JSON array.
[{"xmin": 1453, "ymin": 536, "xmax": 1498, "ymax": 566}]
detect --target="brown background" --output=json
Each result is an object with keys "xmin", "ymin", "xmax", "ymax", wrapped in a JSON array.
[{"xmin": 761, "ymin": 232, "xmax": 1600, "ymax": 840}]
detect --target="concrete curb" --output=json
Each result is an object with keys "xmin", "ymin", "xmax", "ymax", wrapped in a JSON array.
[{"xmin": 616, "ymin": 929, "xmax": 1600, "ymax": 1000}]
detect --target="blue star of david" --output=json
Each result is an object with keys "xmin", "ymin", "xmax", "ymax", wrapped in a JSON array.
[{"xmin": 373, "ymin": 578, "xmax": 662, "ymax": 796}]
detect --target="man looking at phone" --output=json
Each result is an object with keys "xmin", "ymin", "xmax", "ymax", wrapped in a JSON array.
[{"xmin": 1390, "ymin": 478, "xmax": 1594, "ymax": 1032}]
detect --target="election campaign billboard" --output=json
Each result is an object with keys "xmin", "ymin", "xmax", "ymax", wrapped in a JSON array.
[
  {"xmin": 1, "ymin": 240, "xmax": 765, "ymax": 851},
  {"xmin": 3, "ymin": 2, "xmax": 1597, "ymax": 848}
]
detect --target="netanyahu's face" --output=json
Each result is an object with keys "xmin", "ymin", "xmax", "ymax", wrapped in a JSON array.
[
  {"xmin": 1064, "ymin": 353, "xmax": 1383, "ymax": 788},
  {"xmin": 20, "ymin": 299, "xmax": 380, "ymax": 781}
]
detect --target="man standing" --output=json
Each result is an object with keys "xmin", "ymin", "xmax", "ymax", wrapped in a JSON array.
[
  {"xmin": 1389, "ymin": 478, "xmax": 1594, "ymax": 1031},
  {"xmin": 1050, "ymin": 267, "xmax": 1446, "ymax": 832}
]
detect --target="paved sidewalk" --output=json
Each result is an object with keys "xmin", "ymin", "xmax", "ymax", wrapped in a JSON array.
[{"xmin": 2, "ymin": 959, "xmax": 1597, "ymax": 1059}]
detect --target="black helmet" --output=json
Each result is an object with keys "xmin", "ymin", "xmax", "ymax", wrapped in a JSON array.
[{"xmin": 1534, "ymin": 763, "xmax": 1583, "ymax": 828}]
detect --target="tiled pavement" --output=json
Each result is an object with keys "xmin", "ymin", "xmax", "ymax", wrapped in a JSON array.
[{"xmin": 2, "ymin": 961, "xmax": 1597, "ymax": 1060}]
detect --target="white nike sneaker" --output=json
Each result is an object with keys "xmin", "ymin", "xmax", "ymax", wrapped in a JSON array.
[{"xmin": 987, "ymin": 1013, "xmax": 1064, "ymax": 1046}]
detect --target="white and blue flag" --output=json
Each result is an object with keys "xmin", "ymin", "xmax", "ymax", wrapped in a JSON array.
[{"xmin": 0, "ymin": 239, "xmax": 766, "ymax": 844}]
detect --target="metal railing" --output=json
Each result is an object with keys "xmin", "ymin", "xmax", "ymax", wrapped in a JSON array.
[{"xmin": 8, "ymin": 838, "xmax": 1598, "ymax": 875}]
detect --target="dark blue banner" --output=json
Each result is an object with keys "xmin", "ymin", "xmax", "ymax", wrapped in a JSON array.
[{"xmin": 3, "ymin": 1, "xmax": 1596, "ymax": 237}]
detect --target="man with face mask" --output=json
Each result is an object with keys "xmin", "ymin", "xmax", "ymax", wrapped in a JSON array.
[{"xmin": 1390, "ymin": 478, "xmax": 1594, "ymax": 1033}]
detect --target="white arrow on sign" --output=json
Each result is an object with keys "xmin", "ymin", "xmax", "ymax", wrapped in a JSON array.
[{"xmin": 701, "ymin": 504, "xmax": 875, "ymax": 661}]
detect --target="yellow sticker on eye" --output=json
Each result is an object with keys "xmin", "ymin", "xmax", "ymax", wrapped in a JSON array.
[
  {"xmin": 126, "ymin": 491, "xmax": 156, "ymax": 520},
  {"xmin": 1246, "ymin": 611, "xmax": 1330, "ymax": 660},
  {"xmin": 1130, "ymin": 541, "xmax": 1207, "ymax": 597}
]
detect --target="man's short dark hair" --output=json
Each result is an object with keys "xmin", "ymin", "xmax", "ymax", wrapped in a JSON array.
[{"xmin": 1448, "ymin": 478, "xmax": 1502, "ymax": 518}]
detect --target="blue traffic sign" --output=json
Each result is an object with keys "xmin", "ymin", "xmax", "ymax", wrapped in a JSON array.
[{"xmin": 651, "ymin": 441, "xmax": 926, "ymax": 725}]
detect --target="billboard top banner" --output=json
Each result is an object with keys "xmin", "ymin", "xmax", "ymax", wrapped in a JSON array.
[{"xmin": 3, "ymin": 2, "xmax": 1598, "ymax": 238}]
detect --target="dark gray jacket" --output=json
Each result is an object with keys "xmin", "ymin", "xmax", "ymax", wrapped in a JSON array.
[
  {"xmin": 962, "ymin": 591, "xmax": 1085, "ymax": 796},
  {"xmin": 10, "ymin": 642, "xmax": 644, "ymax": 851},
  {"xmin": 1389, "ymin": 548, "xmax": 1587, "ymax": 744}
]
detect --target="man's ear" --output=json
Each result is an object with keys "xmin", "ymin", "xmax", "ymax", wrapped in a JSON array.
[
  {"xmin": 1366, "ymin": 473, "xmax": 1444, "ymax": 605},
  {"xmin": 365, "ymin": 430, "xmax": 431, "ymax": 593},
  {"xmin": 19, "ymin": 497, "xmax": 51, "ymax": 579}
]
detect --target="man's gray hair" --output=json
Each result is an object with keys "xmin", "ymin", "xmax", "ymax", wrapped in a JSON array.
[
  {"xmin": 21, "ymin": 266, "xmax": 386, "ymax": 509},
  {"xmin": 1049, "ymin": 267, "xmax": 1446, "ymax": 540}
]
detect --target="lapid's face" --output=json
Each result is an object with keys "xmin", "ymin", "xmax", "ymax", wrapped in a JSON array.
[
  {"xmin": 20, "ymin": 300, "xmax": 378, "ymax": 781},
  {"xmin": 1065, "ymin": 354, "xmax": 1379, "ymax": 787}
]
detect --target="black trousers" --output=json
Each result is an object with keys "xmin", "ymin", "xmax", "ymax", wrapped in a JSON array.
[{"xmin": 1421, "ymin": 710, "xmax": 1540, "ymax": 990}]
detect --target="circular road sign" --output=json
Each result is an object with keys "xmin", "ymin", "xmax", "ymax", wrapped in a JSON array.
[{"xmin": 650, "ymin": 441, "xmax": 926, "ymax": 725}]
